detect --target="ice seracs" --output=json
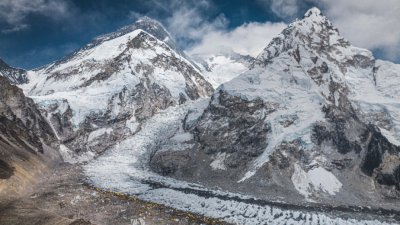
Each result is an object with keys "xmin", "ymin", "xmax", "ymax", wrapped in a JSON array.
[{"xmin": 86, "ymin": 102, "xmax": 397, "ymax": 225}]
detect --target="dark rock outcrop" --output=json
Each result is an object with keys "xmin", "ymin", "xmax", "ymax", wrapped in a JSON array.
[{"xmin": 191, "ymin": 90, "xmax": 271, "ymax": 167}]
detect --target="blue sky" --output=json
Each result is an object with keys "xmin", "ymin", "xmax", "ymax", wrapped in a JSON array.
[{"xmin": 0, "ymin": 0, "xmax": 399, "ymax": 69}]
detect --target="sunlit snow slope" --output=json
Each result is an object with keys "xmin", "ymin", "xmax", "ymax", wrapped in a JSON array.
[{"xmin": 191, "ymin": 51, "xmax": 254, "ymax": 88}]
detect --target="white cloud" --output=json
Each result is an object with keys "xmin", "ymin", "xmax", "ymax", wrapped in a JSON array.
[
  {"xmin": 164, "ymin": 0, "xmax": 227, "ymax": 46},
  {"xmin": 188, "ymin": 21, "xmax": 286, "ymax": 57},
  {"xmin": 256, "ymin": 0, "xmax": 311, "ymax": 19},
  {"xmin": 127, "ymin": 0, "xmax": 227, "ymax": 51},
  {"xmin": 0, "ymin": 0, "xmax": 70, "ymax": 32},
  {"xmin": 167, "ymin": 8, "xmax": 227, "ymax": 41},
  {"xmin": 155, "ymin": 0, "xmax": 286, "ymax": 58}
]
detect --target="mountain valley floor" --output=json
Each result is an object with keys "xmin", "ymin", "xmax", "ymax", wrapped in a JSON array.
[{"xmin": 0, "ymin": 163, "xmax": 229, "ymax": 225}]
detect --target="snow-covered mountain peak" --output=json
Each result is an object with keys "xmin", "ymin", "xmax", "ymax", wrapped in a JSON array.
[
  {"xmin": 256, "ymin": 7, "xmax": 357, "ymax": 66},
  {"xmin": 28, "ymin": 28, "xmax": 204, "ymax": 95},
  {"xmin": 134, "ymin": 16, "xmax": 168, "ymax": 34},
  {"xmin": 304, "ymin": 7, "xmax": 323, "ymax": 18},
  {"xmin": 44, "ymin": 17, "xmax": 181, "ymax": 73},
  {"xmin": 125, "ymin": 16, "xmax": 176, "ymax": 47},
  {"xmin": 300, "ymin": 6, "xmax": 331, "ymax": 34},
  {"xmin": 135, "ymin": 16, "xmax": 163, "ymax": 27},
  {"xmin": 91, "ymin": 16, "xmax": 181, "ymax": 57},
  {"xmin": 93, "ymin": 16, "xmax": 172, "ymax": 45},
  {"xmin": 148, "ymin": 7, "xmax": 400, "ymax": 209},
  {"xmin": 20, "ymin": 18, "xmax": 213, "ymax": 162}
]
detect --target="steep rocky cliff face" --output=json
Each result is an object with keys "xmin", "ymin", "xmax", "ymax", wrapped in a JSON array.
[
  {"xmin": 20, "ymin": 17, "xmax": 214, "ymax": 162},
  {"xmin": 150, "ymin": 8, "xmax": 400, "ymax": 208},
  {"xmin": 0, "ymin": 75, "xmax": 59, "ymax": 196},
  {"xmin": 0, "ymin": 59, "xmax": 28, "ymax": 84}
]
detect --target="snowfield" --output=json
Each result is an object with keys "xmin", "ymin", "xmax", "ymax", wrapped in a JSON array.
[{"xmin": 192, "ymin": 53, "xmax": 251, "ymax": 88}]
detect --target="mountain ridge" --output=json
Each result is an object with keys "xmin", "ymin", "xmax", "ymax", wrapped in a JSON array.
[
  {"xmin": 149, "ymin": 6, "xmax": 400, "ymax": 211},
  {"xmin": 19, "ymin": 18, "xmax": 214, "ymax": 163},
  {"xmin": 43, "ymin": 16, "xmax": 187, "ymax": 73}
]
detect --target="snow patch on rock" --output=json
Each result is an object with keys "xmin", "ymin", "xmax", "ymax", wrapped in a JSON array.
[
  {"xmin": 292, "ymin": 164, "xmax": 342, "ymax": 199},
  {"xmin": 87, "ymin": 128, "xmax": 113, "ymax": 142},
  {"xmin": 210, "ymin": 152, "xmax": 227, "ymax": 171}
]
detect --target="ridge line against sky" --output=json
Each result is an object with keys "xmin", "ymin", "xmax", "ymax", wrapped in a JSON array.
[{"xmin": 0, "ymin": 0, "xmax": 399, "ymax": 69}]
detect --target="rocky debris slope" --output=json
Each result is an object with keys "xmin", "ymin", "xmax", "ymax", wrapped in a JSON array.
[
  {"xmin": 0, "ymin": 58, "xmax": 28, "ymax": 84},
  {"xmin": 192, "ymin": 50, "xmax": 254, "ymax": 88},
  {"xmin": 0, "ymin": 74, "xmax": 59, "ymax": 197},
  {"xmin": 0, "ymin": 163, "xmax": 226, "ymax": 225},
  {"xmin": 150, "ymin": 7, "xmax": 400, "ymax": 210},
  {"xmin": 20, "ymin": 17, "xmax": 214, "ymax": 162}
]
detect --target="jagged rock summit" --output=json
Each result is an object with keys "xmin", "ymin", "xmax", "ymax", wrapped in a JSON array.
[
  {"xmin": 150, "ymin": 7, "xmax": 400, "ymax": 210},
  {"xmin": 20, "ymin": 17, "xmax": 214, "ymax": 162}
]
